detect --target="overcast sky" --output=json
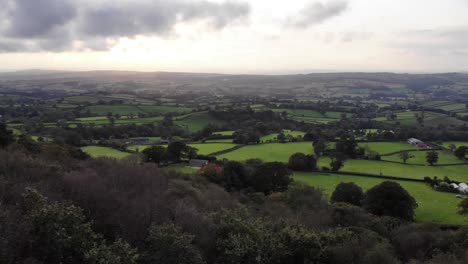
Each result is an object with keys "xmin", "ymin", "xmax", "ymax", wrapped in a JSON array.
[{"xmin": 1, "ymin": 0, "xmax": 468, "ymax": 73}]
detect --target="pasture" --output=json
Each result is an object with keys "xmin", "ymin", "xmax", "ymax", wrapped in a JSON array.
[
  {"xmin": 213, "ymin": 130, "xmax": 235, "ymax": 136},
  {"xmin": 84, "ymin": 104, "xmax": 192, "ymax": 116},
  {"xmin": 317, "ymin": 158, "xmax": 468, "ymax": 182},
  {"xmin": 260, "ymin": 130, "xmax": 305, "ymax": 142},
  {"xmin": 294, "ymin": 172, "xmax": 468, "ymax": 225},
  {"xmin": 382, "ymin": 151, "xmax": 462, "ymax": 165},
  {"xmin": 175, "ymin": 112, "xmax": 226, "ymax": 132},
  {"xmin": 358, "ymin": 142, "xmax": 419, "ymax": 154},
  {"xmin": 217, "ymin": 142, "xmax": 314, "ymax": 162},
  {"xmin": 128, "ymin": 143, "xmax": 238, "ymax": 155},
  {"xmin": 374, "ymin": 111, "xmax": 465, "ymax": 127},
  {"xmin": 271, "ymin": 109, "xmax": 346, "ymax": 124},
  {"xmin": 81, "ymin": 146, "xmax": 131, "ymax": 159}
]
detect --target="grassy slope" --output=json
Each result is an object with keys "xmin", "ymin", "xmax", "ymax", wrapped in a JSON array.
[
  {"xmin": 175, "ymin": 112, "xmax": 226, "ymax": 132},
  {"xmin": 294, "ymin": 172, "xmax": 468, "ymax": 225},
  {"xmin": 81, "ymin": 146, "xmax": 131, "ymax": 159},
  {"xmin": 127, "ymin": 143, "xmax": 238, "ymax": 156},
  {"xmin": 382, "ymin": 151, "xmax": 461, "ymax": 165},
  {"xmin": 260, "ymin": 130, "xmax": 306, "ymax": 141},
  {"xmin": 358, "ymin": 142, "xmax": 419, "ymax": 154},
  {"xmin": 217, "ymin": 142, "xmax": 314, "ymax": 162}
]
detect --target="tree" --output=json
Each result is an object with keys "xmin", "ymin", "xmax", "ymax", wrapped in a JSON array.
[
  {"xmin": 426, "ymin": 151, "xmax": 439, "ymax": 166},
  {"xmin": 330, "ymin": 153, "xmax": 345, "ymax": 172},
  {"xmin": 457, "ymin": 197, "xmax": 468, "ymax": 215},
  {"xmin": 0, "ymin": 122, "xmax": 14, "ymax": 148},
  {"xmin": 331, "ymin": 182, "xmax": 364, "ymax": 206},
  {"xmin": 399, "ymin": 151, "xmax": 413, "ymax": 164},
  {"xmin": 313, "ymin": 138, "xmax": 327, "ymax": 158},
  {"xmin": 454, "ymin": 146, "xmax": 466, "ymax": 160},
  {"xmin": 277, "ymin": 132, "xmax": 286, "ymax": 143},
  {"xmin": 448, "ymin": 143, "xmax": 456, "ymax": 152},
  {"xmin": 142, "ymin": 223, "xmax": 204, "ymax": 264},
  {"xmin": 362, "ymin": 181, "xmax": 417, "ymax": 221},
  {"xmin": 250, "ymin": 162, "xmax": 292, "ymax": 194},
  {"xmin": 223, "ymin": 160, "xmax": 248, "ymax": 191},
  {"xmin": 142, "ymin": 146, "xmax": 167, "ymax": 165},
  {"xmin": 166, "ymin": 141, "xmax": 198, "ymax": 162},
  {"xmin": 288, "ymin": 152, "xmax": 317, "ymax": 171}
]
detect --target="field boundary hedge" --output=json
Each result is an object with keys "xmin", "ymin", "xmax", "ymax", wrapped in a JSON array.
[
  {"xmin": 209, "ymin": 145, "xmax": 245, "ymax": 156},
  {"xmin": 301, "ymin": 170, "xmax": 425, "ymax": 182}
]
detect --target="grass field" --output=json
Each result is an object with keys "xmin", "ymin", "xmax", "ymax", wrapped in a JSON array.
[
  {"xmin": 439, "ymin": 141, "xmax": 468, "ymax": 149},
  {"xmin": 128, "ymin": 143, "xmax": 238, "ymax": 155},
  {"xmin": 83, "ymin": 104, "xmax": 193, "ymax": 116},
  {"xmin": 137, "ymin": 105, "xmax": 192, "ymax": 114},
  {"xmin": 81, "ymin": 146, "xmax": 131, "ymax": 159},
  {"xmin": 374, "ymin": 111, "xmax": 465, "ymax": 127},
  {"xmin": 75, "ymin": 115, "xmax": 163, "ymax": 126},
  {"xmin": 271, "ymin": 109, "xmax": 346, "ymax": 124},
  {"xmin": 260, "ymin": 130, "xmax": 305, "ymax": 142},
  {"xmin": 217, "ymin": 142, "xmax": 313, "ymax": 162},
  {"xmin": 294, "ymin": 172, "xmax": 468, "ymax": 225},
  {"xmin": 359, "ymin": 142, "xmax": 419, "ymax": 154},
  {"xmin": 85, "ymin": 105, "xmax": 141, "ymax": 115},
  {"xmin": 205, "ymin": 139, "xmax": 234, "ymax": 143},
  {"xmin": 175, "ymin": 112, "xmax": 226, "ymax": 132},
  {"xmin": 316, "ymin": 158, "xmax": 468, "ymax": 182},
  {"xmin": 382, "ymin": 151, "xmax": 462, "ymax": 165},
  {"xmin": 213, "ymin": 131, "xmax": 235, "ymax": 136}
]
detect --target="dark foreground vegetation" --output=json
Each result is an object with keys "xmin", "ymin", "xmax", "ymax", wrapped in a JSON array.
[{"xmin": 1, "ymin": 134, "xmax": 468, "ymax": 264}]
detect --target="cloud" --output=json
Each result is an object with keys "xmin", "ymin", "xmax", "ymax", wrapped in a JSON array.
[
  {"xmin": 285, "ymin": 1, "xmax": 348, "ymax": 28},
  {"xmin": 392, "ymin": 28, "xmax": 468, "ymax": 57},
  {"xmin": 0, "ymin": 0, "xmax": 250, "ymax": 52}
]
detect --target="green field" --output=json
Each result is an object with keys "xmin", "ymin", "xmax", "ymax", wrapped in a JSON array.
[
  {"xmin": 271, "ymin": 109, "xmax": 346, "ymax": 124},
  {"xmin": 75, "ymin": 115, "xmax": 163, "ymax": 126},
  {"xmin": 294, "ymin": 172, "xmax": 468, "ymax": 225},
  {"xmin": 439, "ymin": 141, "xmax": 468, "ymax": 149},
  {"xmin": 317, "ymin": 158, "xmax": 468, "ymax": 182},
  {"xmin": 137, "ymin": 105, "xmax": 192, "ymax": 114},
  {"xmin": 81, "ymin": 146, "xmax": 131, "ymax": 159},
  {"xmin": 128, "ymin": 143, "xmax": 238, "ymax": 155},
  {"xmin": 359, "ymin": 142, "xmax": 419, "ymax": 154},
  {"xmin": 85, "ymin": 105, "xmax": 141, "ymax": 115},
  {"xmin": 260, "ymin": 130, "xmax": 305, "ymax": 142},
  {"xmin": 189, "ymin": 143, "xmax": 239, "ymax": 155},
  {"xmin": 213, "ymin": 130, "xmax": 235, "ymax": 136},
  {"xmin": 217, "ymin": 142, "xmax": 314, "ymax": 162},
  {"xmin": 382, "ymin": 151, "xmax": 462, "ymax": 165},
  {"xmin": 205, "ymin": 139, "xmax": 234, "ymax": 143},
  {"xmin": 175, "ymin": 112, "xmax": 226, "ymax": 132},
  {"xmin": 374, "ymin": 111, "xmax": 465, "ymax": 127}
]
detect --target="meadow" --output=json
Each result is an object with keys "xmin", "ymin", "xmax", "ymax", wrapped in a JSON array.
[
  {"xmin": 381, "ymin": 150, "xmax": 462, "ymax": 165},
  {"xmin": 260, "ymin": 130, "xmax": 305, "ymax": 141},
  {"xmin": 84, "ymin": 104, "xmax": 193, "ymax": 116},
  {"xmin": 358, "ymin": 142, "xmax": 419, "ymax": 154},
  {"xmin": 374, "ymin": 111, "xmax": 465, "ymax": 127},
  {"xmin": 217, "ymin": 142, "xmax": 314, "ymax": 162},
  {"xmin": 294, "ymin": 172, "xmax": 468, "ymax": 225},
  {"xmin": 127, "ymin": 143, "xmax": 238, "ymax": 156},
  {"xmin": 81, "ymin": 146, "xmax": 131, "ymax": 159},
  {"xmin": 317, "ymin": 158, "xmax": 468, "ymax": 182},
  {"xmin": 175, "ymin": 112, "xmax": 226, "ymax": 132}
]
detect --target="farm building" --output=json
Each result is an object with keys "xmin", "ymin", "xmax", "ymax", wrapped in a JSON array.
[
  {"xmin": 407, "ymin": 138, "xmax": 428, "ymax": 148},
  {"xmin": 188, "ymin": 159, "xmax": 209, "ymax": 168}
]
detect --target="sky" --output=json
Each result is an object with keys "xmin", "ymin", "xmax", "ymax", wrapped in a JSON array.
[{"xmin": 1, "ymin": 0, "xmax": 468, "ymax": 74}]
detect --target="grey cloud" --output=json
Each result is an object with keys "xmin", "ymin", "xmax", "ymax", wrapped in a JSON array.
[
  {"xmin": 5, "ymin": 0, "xmax": 77, "ymax": 38},
  {"xmin": 80, "ymin": 1, "xmax": 250, "ymax": 37},
  {"xmin": 0, "ymin": 0, "xmax": 250, "ymax": 52},
  {"xmin": 286, "ymin": 1, "xmax": 348, "ymax": 28}
]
